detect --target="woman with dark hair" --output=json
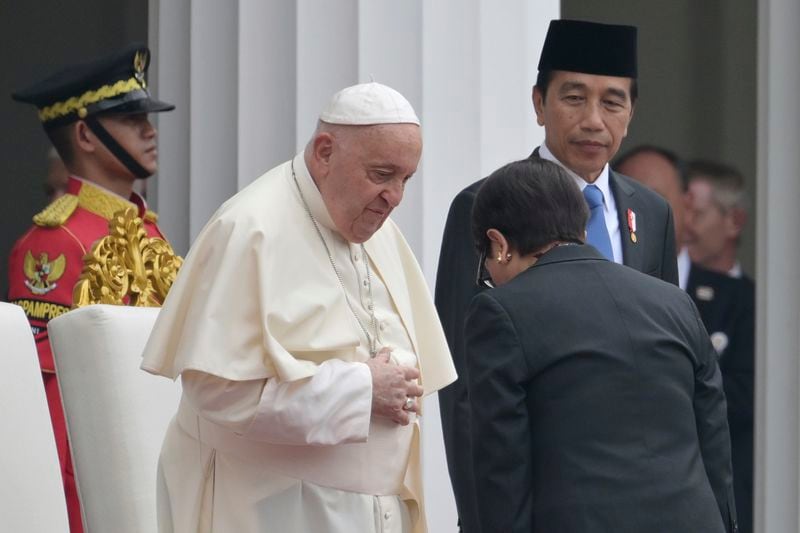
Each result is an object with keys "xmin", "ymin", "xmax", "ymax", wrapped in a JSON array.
[
  {"xmin": 471, "ymin": 158, "xmax": 587, "ymax": 287},
  {"xmin": 465, "ymin": 159, "xmax": 738, "ymax": 532}
]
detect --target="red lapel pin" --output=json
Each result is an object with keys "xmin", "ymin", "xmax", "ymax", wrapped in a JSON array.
[{"xmin": 627, "ymin": 208, "xmax": 637, "ymax": 243}]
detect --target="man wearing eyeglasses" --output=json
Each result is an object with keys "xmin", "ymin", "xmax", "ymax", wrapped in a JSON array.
[{"xmin": 434, "ymin": 19, "xmax": 679, "ymax": 533}]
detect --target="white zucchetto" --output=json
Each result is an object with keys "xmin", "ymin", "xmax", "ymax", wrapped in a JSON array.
[{"xmin": 319, "ymin": 82, "xmax": 420, "ymax": 126}]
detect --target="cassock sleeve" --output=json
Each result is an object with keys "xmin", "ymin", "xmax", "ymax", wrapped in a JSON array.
[
  {"xmin": 182, "ymin": 358, "xmax": 373, "ymax": 446},
  {"xmin": 465, "ymin": 291, "xmax": 533, "ymax": 533},
  {"xmin": 689, "ymin": 297, "xmax": 738, "ymax": 532}
]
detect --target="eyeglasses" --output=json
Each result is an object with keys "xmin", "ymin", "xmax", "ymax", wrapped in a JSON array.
[{"xmin": 475, "ymin": 249, "xmax": 495, "ymax": 289}]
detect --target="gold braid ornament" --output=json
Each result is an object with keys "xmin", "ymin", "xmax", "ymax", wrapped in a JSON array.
[{"xmin": 73, "ymin": 207, "xmax": 183, "ymax": 308}]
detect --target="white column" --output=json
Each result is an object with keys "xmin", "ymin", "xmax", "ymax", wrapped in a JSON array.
[
  {"xmin": 419, "ymin": 2, "xmax": 556, "ymax": 531},
  {"xmin": 755, "ymin": 0, "xmax": 800, "ymax": 531},
  {"xmin": 238, "ymin": 0, "xmax": 297, "ymax": 188},
  {"xmin": 296, "ymin": 0, "xmax": 358, "ymax": 148},
  {"xmin": 188, "ymin": 1, "xmax": 239, "ymax": 241},
  {"xmin": 148, "ymin": 0, "xmax": 191, "ymax": 255},
  {"xmin": 150, "ymin": 0, "xmax": 301, "ymax": 251},
  {"xmin": 420, "ymin": 0, "xmax": 556, "ymax": 287},
  {"xmin": 358, "ymin": 0, "xmax": 425, "ymax": 264}
]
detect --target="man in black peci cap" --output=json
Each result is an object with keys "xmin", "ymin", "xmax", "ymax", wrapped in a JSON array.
[
  {"xmin": 434, "ymin": 20, "xmax": 680, "ymax": 533},
  {"xmin": 7, "ymin": 42, "xmax": 174, "ymax": 533}
]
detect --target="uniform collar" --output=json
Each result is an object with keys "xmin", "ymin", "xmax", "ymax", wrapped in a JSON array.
[
  {"xmin": 291, "ymin": 153, "xmax": 338, "ymax": 233},
  {"xmin": 68, "ymin": 175, "xmax": 148, "ymax": 219}
]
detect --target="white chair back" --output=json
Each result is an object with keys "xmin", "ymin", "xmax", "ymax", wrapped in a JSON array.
[
  {"xmin": 48, "ymin": 304, "xmax": 181, "ymax": 533},
  {"xmin": 0, "ymin": 302, "xmax": 70, "ymax": 532}
]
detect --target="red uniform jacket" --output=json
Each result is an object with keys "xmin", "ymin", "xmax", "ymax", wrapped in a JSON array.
[{"xmin": 8, "ymin": 176, "xmax": 165, "ymax": 371}]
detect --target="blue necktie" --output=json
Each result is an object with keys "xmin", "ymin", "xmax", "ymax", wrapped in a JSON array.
[{"xmin": 583, "ymin": 184, "xmax": 613, "ymax": 260}]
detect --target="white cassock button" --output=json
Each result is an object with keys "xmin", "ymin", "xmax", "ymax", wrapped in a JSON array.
[
  {"xmin": 379, "ymin": 322, "xmax": 386, "ymax": 332},
  {"xmin": 353, "ymin": 252, "xmax": 360, "ymax": 261},
  {"xmin": 363, "ymin": 279, "xmax": 369, "ymax": 287},
  {"xmin": 384, "ymin": 511, "xmax": 391, "ymax": 520}
]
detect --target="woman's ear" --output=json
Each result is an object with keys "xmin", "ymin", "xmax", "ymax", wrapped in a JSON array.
[{"xmin": 486, "ymin": 228, "xmax": 510, "ymax": 263}]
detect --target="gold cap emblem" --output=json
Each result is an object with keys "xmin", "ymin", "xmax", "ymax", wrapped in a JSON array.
[{"xmin": 133, "ymin": 50, "xmax": 148, "ymax": 88}]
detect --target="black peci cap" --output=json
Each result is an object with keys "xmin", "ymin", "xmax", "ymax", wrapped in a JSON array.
[
  {"xmin": 538, "ymin": 19, "xmax": 638, "ymax": 78},
  {"xmin": 12, "ymin": 42, "xmax": 174, "ymax": 129}
]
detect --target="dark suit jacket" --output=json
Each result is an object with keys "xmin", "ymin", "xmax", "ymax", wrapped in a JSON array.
[
  {"xmin": 687, "ymin": 264, "xmax": 755, "ymax": 533},
  {"xmin": 466, "ymin": 245, "xmax": 737, "ymax": 533},
  {"xmin": 434, "ymin": 153, "xmax": 679, "ymax": 532}
]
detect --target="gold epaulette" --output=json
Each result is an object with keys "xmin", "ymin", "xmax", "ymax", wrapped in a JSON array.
[
  {"xmin": 32, "ymin": 194, "xmax": 79, "ymax": 227},
  {"xmin": 144, "ymin": 210, "xmax": 158, "ymax": 223}
]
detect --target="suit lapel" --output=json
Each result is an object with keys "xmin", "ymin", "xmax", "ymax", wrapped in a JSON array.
[
  {"xmin": 533, "ymin": 150, "xmax": 646, "ymax": 270},
  {"xmin": 609, "ymin": 170, "xmax": 644, "ymax": 271}
]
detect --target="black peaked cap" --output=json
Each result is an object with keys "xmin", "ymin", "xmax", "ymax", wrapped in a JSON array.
[{"xmin": 12, "ymin": 42, "xmax": 174, "ymax": 129}]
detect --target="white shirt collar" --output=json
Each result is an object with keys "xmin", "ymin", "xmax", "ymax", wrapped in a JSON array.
[
  {"xmin": 538, "ymin": 143, "xmax": 612, "ymax": 210},
  {"xmin": 678, "ymin": 246, "xmax": 691, "ymax": 290},
  {"xmin": 291, "ymin": 152, "xmax": 338, "ymax": 233}
]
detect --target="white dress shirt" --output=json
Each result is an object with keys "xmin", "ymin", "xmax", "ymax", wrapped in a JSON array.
[
  {"xmin": 539, "ymin": 144, "xmax": 623, "ymax": 264},
  {"xmin": 678, "ymin": 247, "xmax": 691, "ymax": 290}
]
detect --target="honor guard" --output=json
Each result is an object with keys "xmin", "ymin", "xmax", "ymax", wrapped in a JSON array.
[{"xmin": 7, "ymin": 42, "xmax": 175, "ymax": 533}]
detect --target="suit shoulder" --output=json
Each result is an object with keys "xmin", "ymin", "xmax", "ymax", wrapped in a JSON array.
[
  {"xmin": 462, "ymin": 177, "xmax": 486, "ymax": 195},
  {"xmin": 453, "ymin": 178, "xmax": 486, "ymax": 205},
  {"xmin": 442, "ymin": 177, "xmax": 486, "ymax": 224},
  {"xmin": 609, "ymin": 259, "xmax": 686, "ymax": 297},
  {"xmin": 32, "ymin": 194, "xmax": 79, "ymax": 227},
  {"xmin": 468, "ymin": 286, "xmax": 511, "ymax": 319}
]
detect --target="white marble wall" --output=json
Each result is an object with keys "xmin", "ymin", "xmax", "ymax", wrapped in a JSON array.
[{"xmin": 755, "ymin": 0, "xmax": 800, "ymax": 531}]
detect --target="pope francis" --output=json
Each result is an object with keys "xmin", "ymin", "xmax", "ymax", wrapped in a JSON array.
[{"xmin": 141, "ymin": 82, "xmax": 456, "ymax": 533}]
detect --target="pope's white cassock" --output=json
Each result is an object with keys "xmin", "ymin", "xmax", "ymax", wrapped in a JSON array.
[{"xmin": 141, "ymin": 151, "xmax": 456, "ymax": 533}]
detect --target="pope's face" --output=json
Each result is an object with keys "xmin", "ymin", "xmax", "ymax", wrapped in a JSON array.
[
  {"xmin": 534, "ymin": 70, "xmax": 634, "ymax": 182},
  {"xmin": 317, "ymin": 124, "xmax": 422, "ymax": 243}
]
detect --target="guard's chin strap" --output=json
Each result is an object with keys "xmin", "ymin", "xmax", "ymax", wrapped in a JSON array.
[{"xmin": 85, "ymin": 116, "xmax": 152, "ymax": 179}]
